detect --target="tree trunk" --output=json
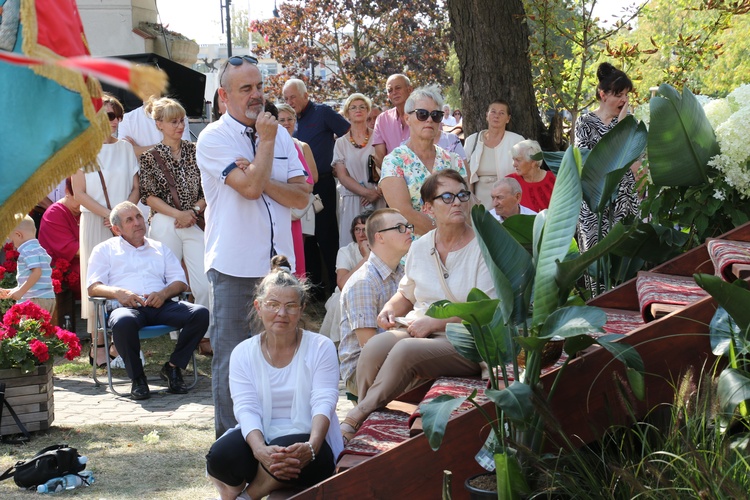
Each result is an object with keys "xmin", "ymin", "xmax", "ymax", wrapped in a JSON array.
[{"xmin": 447, "ymin": 0, "xmax": 544, "ymax": 141}]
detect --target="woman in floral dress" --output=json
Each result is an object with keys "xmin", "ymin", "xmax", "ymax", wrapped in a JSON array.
[{"xmin": 379, "ymin": 85, "xmax": 466, "ymax": 237}]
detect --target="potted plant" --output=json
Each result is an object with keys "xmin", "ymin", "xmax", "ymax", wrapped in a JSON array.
[
  {"xmin": 420, "ymin": 145, "xmax": 647, "ymax": 498},
  {"xmin": 0, "ymin": 300, "xmax": 81, "ymax": 373}
]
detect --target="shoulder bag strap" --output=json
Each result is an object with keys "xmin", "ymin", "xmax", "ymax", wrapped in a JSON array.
[
  {"xmin": 431, "ymin": 232, "xmax": 460, "ymax": 303},
  {"xmin": 0, "ymin": 382, "xmax": 31, "ymax": 445},
  {"xmin": 97, "ymin": 171, "xmax": 112, "ymax": 210},
  {"xmin": 151, "ymin": 148, "xmax": 183, "ymax": 211}
]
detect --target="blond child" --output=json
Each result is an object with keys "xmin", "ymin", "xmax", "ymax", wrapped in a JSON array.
[{"xmin": 0, "ymin": 214, "xmax": 56, "ymax": 314}]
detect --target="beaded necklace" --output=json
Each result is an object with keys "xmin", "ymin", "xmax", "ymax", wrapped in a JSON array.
[{"xmin": 348, "ymin": 129, "xmax": 370, "ymax": 149}]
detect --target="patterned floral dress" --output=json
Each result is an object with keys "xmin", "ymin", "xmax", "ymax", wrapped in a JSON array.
[
  {"xmin": 574, "ymin": 112, "xmax": 640, "ymax": 294},
  {"xmin": 380, "ymin": 144, "xmax": 467, "ymax": 211}
]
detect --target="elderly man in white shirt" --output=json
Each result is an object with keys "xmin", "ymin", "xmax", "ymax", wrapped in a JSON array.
[
  {"xmin": 196, "ymin": 55, "xmax": 309, "ymax": 438},
  {"xmin": 489, "ymin": 177, "xmax": 537, "ymax": 222},
  {"xmin": 87, "ymin": 201, "xmax": 208, "ymax": 401}
]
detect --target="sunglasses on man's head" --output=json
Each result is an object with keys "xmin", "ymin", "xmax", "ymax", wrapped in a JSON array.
[
  {"xmin": 409, "ymin": 109, "xmax": 444, "ymax": 123},
  {"xmin": 220, "ymin": 55, "xmax": 259, "ymax": 82}
]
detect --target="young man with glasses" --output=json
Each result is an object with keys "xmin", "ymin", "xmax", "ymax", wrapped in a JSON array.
[
  {"xmin": 338, "ymin": 208, "xmax": 412, "ymax": 398},
  {"xmin": 196, "ymin": 55, "xmax": 310, "ymax": 438}
]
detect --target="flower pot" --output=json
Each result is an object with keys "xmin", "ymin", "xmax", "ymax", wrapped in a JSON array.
[
  {"xmin": 0, "ymin": 362, "xmax": 54, "ymax": 437},
  {"xmin": 465, "ymin": 472, "xmax": 496, "ymax": 499}
]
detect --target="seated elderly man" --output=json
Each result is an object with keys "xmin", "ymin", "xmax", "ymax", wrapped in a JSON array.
[
  {"xmin": 87, "ymin": 201, "xmax": 208, "ymax": 400},
  {"xmin": 338, "ymin": 208, "xmax": 412, "ymax": 397},
  {"xmin": 489, "ymin": 177, "xmax": 537, "ymax": 222}
]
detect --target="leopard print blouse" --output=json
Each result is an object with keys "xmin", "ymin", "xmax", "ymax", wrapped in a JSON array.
[{"xmin": 139, "ymin": 141, "xmax": 204, "ymax": 221}]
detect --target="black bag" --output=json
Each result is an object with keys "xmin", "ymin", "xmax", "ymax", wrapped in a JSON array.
[{"xmin": 0, "ymin": 444, "xmax": 85, "ymax": 488}]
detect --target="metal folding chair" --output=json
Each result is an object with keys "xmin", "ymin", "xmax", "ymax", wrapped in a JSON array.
[{"xmin": 88, "ymin": 296, "xmax": 199, "ymax": 396}]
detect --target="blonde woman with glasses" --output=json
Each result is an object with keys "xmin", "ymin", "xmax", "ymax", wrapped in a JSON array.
[{"xmin": 332, "ymin": 93, "xmax": 384, "ymax": 247}]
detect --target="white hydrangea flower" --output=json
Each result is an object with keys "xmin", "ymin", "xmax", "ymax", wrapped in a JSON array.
[
  {"xmin": 703, "ymin": 99, "xmax": 732, "ymax": 130},
  {"xmin": 708, "ymin": 97, "xmax": 750, "ymax": 199},
  {"xmin": 727, "ymin": 84, "xmax": 750, "ymax": 113},
  {"xmin": 713, "ymin": 188, "xmax": 726, "ymax": 201}
]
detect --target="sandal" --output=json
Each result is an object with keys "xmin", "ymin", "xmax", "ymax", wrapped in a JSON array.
[
  {"xmin": 341, "ymin": 416, "xmax": 361, "ymax": 444},
  {"xmin": 88, "ymin": 343, "xmax": 109, "ymax": 368},
  {"xmin": 197, "ymin": 337, "xmax": 213, "ymax": 356}
]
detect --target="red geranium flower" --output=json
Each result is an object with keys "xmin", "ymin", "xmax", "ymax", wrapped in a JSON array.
[{"xmin": 29, "ymin": 338, "xmax": 50, "ymax": 363}]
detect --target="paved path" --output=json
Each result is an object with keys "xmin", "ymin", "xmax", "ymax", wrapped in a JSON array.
[{"xmin": 53, "ymin": 373, "xmax": 355, "ymax": 428}]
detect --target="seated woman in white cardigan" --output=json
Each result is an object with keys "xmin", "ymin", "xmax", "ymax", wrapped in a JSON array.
[{"xmin": 206, "ymin": 257, "xmax": 342, "ymax": 499}]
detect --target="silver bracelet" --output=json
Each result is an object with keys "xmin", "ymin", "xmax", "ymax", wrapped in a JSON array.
[{"xmin": 304, "ymin": 441, "xmax": 316, "ymax": 462}]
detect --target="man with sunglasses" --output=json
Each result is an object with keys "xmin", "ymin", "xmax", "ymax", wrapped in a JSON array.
[
  {"xmin": 338, "ymin": 208, "xmax": 413, "ymax": 398},
  {"xmin": 282, "ymin": 78, "xmax": 350, "ymax": 300},
  {"xmin": 197, "ymin": 55, "xmax": 310, "ymax": 438}
]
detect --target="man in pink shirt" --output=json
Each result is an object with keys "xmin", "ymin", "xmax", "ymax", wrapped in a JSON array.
[{"xmin": 371, "ymin": 74, "xmax": 413, "ymax": 164}]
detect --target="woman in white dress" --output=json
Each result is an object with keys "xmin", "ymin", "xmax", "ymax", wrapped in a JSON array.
[
  {"xmin": 332, "ymin": 93, "xmax": 384, "ymax": 248},
  {"xmin": 72, "ymin": 93, "xmax": 140, "ymax": 364},
  {"xmin": 463, "ymin": 99, "xmax": 525, "ymax": 208}
]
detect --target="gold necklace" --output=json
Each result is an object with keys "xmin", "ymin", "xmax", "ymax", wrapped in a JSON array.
[{"xmin": 263, "ymin": 328, "xmax": 300, "ymax": 367}]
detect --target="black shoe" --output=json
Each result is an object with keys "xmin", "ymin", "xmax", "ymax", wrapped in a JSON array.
[
  {"xmin": 131, "ymin": 375, "xmax": 150, "ymax": 400},
  {"xmin": 160, "ymin": 362, "xmax": 188, "ymax": 394}
]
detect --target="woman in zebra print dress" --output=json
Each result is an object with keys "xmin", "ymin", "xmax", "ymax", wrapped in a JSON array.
[{"xmin": 574, "ymin": 62, "xmax": 639, "ymax": 295}]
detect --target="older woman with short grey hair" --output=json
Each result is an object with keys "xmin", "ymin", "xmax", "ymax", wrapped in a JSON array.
[
  {"xmin": 506, "ymin": 139, "xmax": 555, "ymax": 212},
  {"xmin": 379, "ymin": 85, "xmax": 466, "ymax": 236}
]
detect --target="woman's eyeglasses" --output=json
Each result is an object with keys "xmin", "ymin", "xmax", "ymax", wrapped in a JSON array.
[
  {"xmin": 107, "ymin": 112, "xmax": 122, "ymax": 122},
  {"xmin": 262, "ymin": 300, "xmax": 302, "ymax": 314},
  {"xmin": 409, "ymin": 109, "xmax": 444, "ymax": 123},
  {"xmin": 433, "ymin": 190, "xmax": 472, "ymax": 204},
  {"xmin": 159, "ymin": 118, "xmax": 184, "ymax": 128},
  {"xmin": 377, "ymin": 223, "xmax": 414, "ymax": 234},
  {"xmin": 220, "ymin": 55, "xmax": 259, "ymax": 82}
]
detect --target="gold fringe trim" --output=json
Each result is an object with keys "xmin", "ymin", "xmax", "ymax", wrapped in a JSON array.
[
  {"xmin": 0, "ymin": 121, "xmax": 107, "ymax": 241},
  {"xmin": 130, "ymin": 64, "xmax": 168, "ymax": 101}
]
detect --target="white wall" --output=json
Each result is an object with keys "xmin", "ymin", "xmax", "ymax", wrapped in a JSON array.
[{"xmin": 77, "ymin": 0, "xmax": 157, "ymax": 56}]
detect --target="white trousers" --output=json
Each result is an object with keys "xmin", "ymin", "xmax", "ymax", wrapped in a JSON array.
[{"xmin": 148, "ymin": 212, "xmax": 210, "ymax": 310}]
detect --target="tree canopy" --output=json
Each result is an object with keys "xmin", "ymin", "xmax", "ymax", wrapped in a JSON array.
[{"xmin": 253, "ymin": 0, "xmax": 451, "ymax": 103}]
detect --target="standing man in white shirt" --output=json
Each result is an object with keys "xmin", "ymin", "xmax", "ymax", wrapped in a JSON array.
[
  {"xmin": 87, "ymin": 202, "xmax": 208, "ymax": 401},
  {"xmin": 196, "ymin": 55, "xmax": 309, "ymax": 438}
]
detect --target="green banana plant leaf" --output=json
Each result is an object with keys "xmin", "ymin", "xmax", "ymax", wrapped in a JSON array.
[
  {"xmin": 495, "ymin": 451, "xmax": 531, "ymax": 500},
  {"xmin": 538, "ymin": 305, "xmax": 606, "ymax": 339},
  {"xmin": 717, "ymin": 368, "xmax": 750, "ymax": 418},
  {"xmin": 648, "ymin": 84, "xmax": 718, "ymax": 187},
  {"xmin": 532, "ymin": 147, "xmax": 583, "ymax": 328},
  {"xmin": 609, "ymin": 222, "xmax": 689, "ymax": 263},
  {"xmin": 581, "ymin": 116, "xmax": 647, "ymax": 213},
  {"xmin": 694, "ymin": 274, "xmax": 750, "ymax": 339},
  {"xmin": 537, "ymin": 149, "xmax": 591, "ymax": 175},
  {"xmin": 427, "ymin": 297, "xmax": 500, "ymax": 326},
  {"xmin": 501, "ymin": 214, "xmax": 537, "ymax": 251},
  {"xmin": 420, "ymin": 393, "xmax": 471, "ymax": 451},
  {"xmin": 708, "ymin": 307, "xmax": 747, "ymax": 357},
  {"xmin": 486, "ymin": 381, "xmax": 534, "ymax": 424},
  {"xmin": 555, "ymin": 222, "xmax": 633, "ymax": 292},
  {"xmin": 472, "ymin": 206, "xmax": 534, "ymax": 326},
  {"xmin": 444, "ymin": 322, "xmax": 484, "ymax": 365}
]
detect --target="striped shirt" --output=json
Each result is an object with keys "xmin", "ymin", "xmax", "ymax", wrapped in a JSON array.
[{"xmin": 16, "ymin": 239, "xmax": 55, "ymax": 299}]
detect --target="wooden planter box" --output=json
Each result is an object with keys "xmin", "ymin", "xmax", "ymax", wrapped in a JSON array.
[{"xmin": 0, "ymin": 362, "xmax": 54, "ymax": 437}]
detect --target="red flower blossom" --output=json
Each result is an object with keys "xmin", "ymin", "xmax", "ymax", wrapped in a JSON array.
[
  {"xmin": 29, "ymin": 338, "xmax": 50, "ymax": 363},
  {"xmin": 0, "ymin": 265, "xmax": 5, "ymax": 280},
  {"xmin": 52, "ymin": 279, "xmax": 62, "ymax": 294}
]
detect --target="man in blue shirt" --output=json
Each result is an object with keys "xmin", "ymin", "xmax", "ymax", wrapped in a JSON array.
[{"xmin": 283, "ymin": 78, "xmax": 350, "ymax": 298}]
